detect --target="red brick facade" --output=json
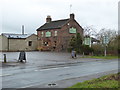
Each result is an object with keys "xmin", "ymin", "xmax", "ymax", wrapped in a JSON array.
[{"xmin": 37, "ymin": 14, "xmax": 84, "ymax": 51}]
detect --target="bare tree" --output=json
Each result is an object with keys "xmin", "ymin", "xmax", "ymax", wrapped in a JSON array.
[
  {"xmin": 96, "ymin": 28, "xmax": 118, "ymax": 44},
  {"xmin": 83, "ymin": 26, "xmax": 97, "ymax": 37}
]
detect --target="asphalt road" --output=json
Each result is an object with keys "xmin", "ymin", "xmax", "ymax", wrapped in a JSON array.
[{"xmin": 2, "ymin": 59, "xmax": 118, "ymax": 88}]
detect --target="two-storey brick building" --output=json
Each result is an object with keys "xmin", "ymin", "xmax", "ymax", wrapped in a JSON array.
[{"xmin": 37, "ymin": 14, "xmax": 84, "ymax": 51}]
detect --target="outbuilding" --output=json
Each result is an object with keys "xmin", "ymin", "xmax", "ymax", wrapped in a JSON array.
[{"xmin": 0, "ymin": 33, "xmax": 38, "ymax": 51}]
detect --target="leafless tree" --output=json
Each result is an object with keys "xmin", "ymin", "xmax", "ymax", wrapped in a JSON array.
[
  {"xmin": 96, "ymin": 28, "xmax": 118, "ymax": 44},
  {"xmin": 83, "ymin": 26, "xmax": 97, "ymax": 37}
]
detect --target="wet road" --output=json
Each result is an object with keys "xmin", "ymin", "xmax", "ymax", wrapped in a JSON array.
[{"xmin": 2, "ymin": 59, "xmax": 118, "ymax": 88}]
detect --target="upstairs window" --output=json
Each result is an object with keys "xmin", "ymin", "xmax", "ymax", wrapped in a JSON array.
[
  {"xmin": 41, "ymin": 32, "xmax": 44, "ymax": 37},
  {"xmin": 45, "ymin": 31, "xmax": 51, "ymax": 37},
  {"xmin": 54, "ymin": 31, "xmax": 57, "ymax": 36}
]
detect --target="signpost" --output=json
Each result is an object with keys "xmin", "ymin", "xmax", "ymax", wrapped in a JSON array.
[
  {"xmin": 103, "ymin": 36, "xmax": 109, "ymax": 44},
  {"xmin": 103, "ymin": 36, "xmax": 109, "ymax": 56},
  {"xmin": 84, "ymin": 36, "xmax": 91, "ymax": 47}
]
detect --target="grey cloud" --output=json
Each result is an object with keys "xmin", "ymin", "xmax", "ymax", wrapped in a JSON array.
[{"xmin": 1, "ymin": 0, "xmax": 118, "ymax": 34}]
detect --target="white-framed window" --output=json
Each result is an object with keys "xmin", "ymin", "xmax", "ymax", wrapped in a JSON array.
[
  {"xmin": 41, "ymin": 32, "xmax": 44, "ymax": 37},
  {"xmin": 54, "ymin": 31, "xmax": 57, "ymax": 36}
]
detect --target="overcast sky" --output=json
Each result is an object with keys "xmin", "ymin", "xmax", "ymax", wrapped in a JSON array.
[{"xmin": 1, "ymin": 0, "xmax": 119, "ymax": 34}]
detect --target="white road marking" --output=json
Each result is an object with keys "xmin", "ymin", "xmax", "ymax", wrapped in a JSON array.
[
  {"xmin": 34, "ymin": 70, "xmax": 38, "ymax": 71},
  {"xmin": 63, "ymin": 67, "xmax": 70, "ymax": 68},
  {"xmin": 34, "ymin": 67, "xmax": 70, "ymax": 72},
  {"xmin": 40, "ymin": 68, "xmax": 59, "ymax": 71},
  {"xmin": 0, "ymin": 74, "xmax": 11, "ymax": 77}
]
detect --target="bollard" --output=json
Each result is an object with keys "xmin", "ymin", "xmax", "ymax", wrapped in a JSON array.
[{"xmin": 3, "ymin": 54, "xmax": 7, "ymax": 63}]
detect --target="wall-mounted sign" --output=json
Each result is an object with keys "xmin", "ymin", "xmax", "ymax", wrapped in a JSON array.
[
  {"xmin": 45, "ymin": 31, "xmax": 51, "ymax": 37},
  {"xmin": 69, "ymin": 27, "xmax": 76, "ymax": 33}
]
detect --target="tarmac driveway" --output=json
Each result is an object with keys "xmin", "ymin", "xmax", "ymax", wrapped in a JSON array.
[{"xmin": 0, "ymin": 51, "xmax": 105, "ymax": 68}]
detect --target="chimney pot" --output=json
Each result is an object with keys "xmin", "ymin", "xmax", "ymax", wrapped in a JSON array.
[
  {"xmin": 70, "ymin": 13, "xmax": 75, "ymax": 20},
  {"xmin": 46, "ymin": 15, "xmax": 52, "ymax": 23}
]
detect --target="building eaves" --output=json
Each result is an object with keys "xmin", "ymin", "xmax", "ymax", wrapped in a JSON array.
[{"xmin": 1, "ymin": 33, "xmax": 33, "ymax": 39}]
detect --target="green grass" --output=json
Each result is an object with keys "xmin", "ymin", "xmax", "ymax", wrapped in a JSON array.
[
  {"xmin": 66, "ymin": 73, "xmax": 119, "ymax": 89},
  {"xmin": 82, "ymin": 55, "xmax": 118, "ymax": 59},
  {"xmin": 69, "ymin": 80, "xmax": 118, "ymax": 88}
]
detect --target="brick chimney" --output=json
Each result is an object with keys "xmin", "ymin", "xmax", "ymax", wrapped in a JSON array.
[
  {"xmin": 46, "ymin": 15, "xmax": 52, "ymax": 23},
  {"xmin": 70, "ymin": 13, "xmax": 75, "ymax": 20}
]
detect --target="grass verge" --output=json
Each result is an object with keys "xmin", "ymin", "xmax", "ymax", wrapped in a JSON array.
[
  {"xmin": 82, "ymin": 55, "xmax": 118, "ymax": 59},
  {"xmin": 65, "ymin": 73, "xmax": 119, "ymax": 89}
]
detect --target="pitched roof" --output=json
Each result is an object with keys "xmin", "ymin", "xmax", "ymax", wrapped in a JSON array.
[
  {"xmin": 37, "ymin": 19, "xmax": 69, "ymax": 31},
  {"xmin": 91, "ymin": 37, "xmax": 100, "ymax": 43},
  {"xmin": 2, "ymin": 33, "xmax": 34, "ymax": 39}
]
